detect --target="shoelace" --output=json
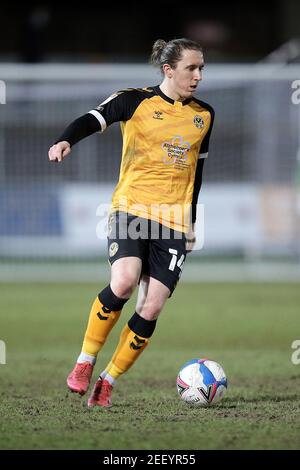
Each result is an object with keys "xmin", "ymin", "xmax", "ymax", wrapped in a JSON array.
[
  {"xmin": 75, "ymin": 363, "xmax": 91, "ymax": 379},
  {"xmin": 101, "ymin": 382, "xmax": 112, "ymax": 398}
]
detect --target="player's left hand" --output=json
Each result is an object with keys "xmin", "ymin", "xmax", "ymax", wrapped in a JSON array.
[{"xmin": 186, "ymin": 224, "xmax": 196, "ymax": 253}]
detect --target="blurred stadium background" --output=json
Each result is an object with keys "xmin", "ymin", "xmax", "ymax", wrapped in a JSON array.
[{"xmin": 1, "ymin": 1, "xmax": 300, "ymax": 282}]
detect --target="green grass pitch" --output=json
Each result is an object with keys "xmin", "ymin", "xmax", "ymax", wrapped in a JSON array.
[{"xmin": 0, "ymin": 282, "xmax": 300, "ymax": 450}]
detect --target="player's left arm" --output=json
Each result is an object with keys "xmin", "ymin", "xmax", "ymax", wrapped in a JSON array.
[{"xmin": 187, "ymin": 106, "xmax": 215, "ymax": 252}]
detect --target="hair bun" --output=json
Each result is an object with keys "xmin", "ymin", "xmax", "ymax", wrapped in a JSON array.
[{"xmin": 149, "ymin": 39, "xmax": 167, "ymax": 66}]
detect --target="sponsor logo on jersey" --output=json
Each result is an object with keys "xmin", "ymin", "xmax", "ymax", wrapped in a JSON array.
[
  {"xmin": 153, "ymin": 110, "xmax": 164, "ymax": 120},
  {"xmin": 194, "ymin": 115, "xmax": 204, "ymax": 128},
  {"xmin": 162, "ymin": 135, "xmax": 191, "ymax": 165},
  {"xmin": 109, "ymin": 242, "xmax": 119, "ymax": 257}
]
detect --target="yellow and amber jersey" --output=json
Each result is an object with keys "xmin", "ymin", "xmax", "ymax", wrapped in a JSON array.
[{"xmin": 88, "ymin": 86, "xmax": 214, "ymax": 233}]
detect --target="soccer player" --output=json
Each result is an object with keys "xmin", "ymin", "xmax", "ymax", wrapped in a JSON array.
[{"xmin": 48, "ymin": 38, "xmax": 214, "ymax": 408}]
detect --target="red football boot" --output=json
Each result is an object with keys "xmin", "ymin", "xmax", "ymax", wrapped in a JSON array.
[
  {"xmin": 87, "ymin": 378, "xmax": 113, "ymax": 408},
  {"xmin": 67, "ymin": 362, "xmax": 94, "ymax": 396}
]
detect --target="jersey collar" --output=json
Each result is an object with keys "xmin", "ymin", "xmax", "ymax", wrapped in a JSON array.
[{"xmin": 153, "ymin": 85, "xmax": 191, "ymax": 106}]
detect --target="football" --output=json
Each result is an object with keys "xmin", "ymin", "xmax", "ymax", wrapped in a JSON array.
[{"xmin": 176, "ymin": 358, "xmax": 227, "ymax": 406}]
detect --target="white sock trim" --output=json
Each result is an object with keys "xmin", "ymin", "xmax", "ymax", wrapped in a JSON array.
[
  {"xmin": 104, "ymin": 373, "xmax": 115, "ymax": 386},
  {"xmin": 77, "ymin": 352, "xmax": 96, "ymax": 365}
]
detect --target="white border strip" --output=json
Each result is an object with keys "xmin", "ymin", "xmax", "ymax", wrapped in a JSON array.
[
  {"xmin": 1, "ymin": 63, "xmax": 300, "ymax": 81},
  {"xmin": 88, "ymin": 110, "xmax": 107, "ymax": 132},
  {"xmin": 199, "ymin": 152, "xmax": 208, "ymax": 159},
  {"xmin": 1, "ymin": 262, "xmax": 300, "ymax": 283}
]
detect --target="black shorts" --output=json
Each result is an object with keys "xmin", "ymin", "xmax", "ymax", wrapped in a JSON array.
[{"xmin": 107, "ymin": 211, "xmax": 187, "ymax": 295}]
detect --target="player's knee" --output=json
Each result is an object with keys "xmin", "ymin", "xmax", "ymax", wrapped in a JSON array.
[
  {"xmin": 111, "ymin": 275, "xmax": 138, "ymax": 299},
  {"xmin": 139, "ymin": 301, "xmax": 163, "ymax": 320}
]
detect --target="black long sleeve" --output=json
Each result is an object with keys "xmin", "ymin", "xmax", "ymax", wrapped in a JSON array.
[
  {"xmin": 54, "ymin": 113, "xmax": 100, "ymax": 147},
  {"xmin": 191, "ymin": 158, "xmax": 205, "ymax": 223}
]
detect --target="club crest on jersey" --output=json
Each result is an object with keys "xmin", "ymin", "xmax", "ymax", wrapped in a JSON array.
[
  {"xmin": 153, "ymin": 110, "xmax": 164, "ymax": 120},
  {"xmin": 194, "ymin": 115, "xmax": 204, "ymax": 128},
  {"xmin": 109, "ymin": 242, "xmax": 119, "ymax": 257}
]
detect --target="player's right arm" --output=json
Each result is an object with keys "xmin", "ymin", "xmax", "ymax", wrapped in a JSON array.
[
  {"xmin": 48, "ymin": 113, "xmax": 101, "ymax": 162},
  {"xmin": 48, "ymin": 89, "xmax": 142, "ymax": 163}
]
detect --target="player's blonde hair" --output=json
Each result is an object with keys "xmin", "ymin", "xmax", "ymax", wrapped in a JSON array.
[{"xmin": 149, "ymin": 38, "xmax": 202, "ymax": 73}]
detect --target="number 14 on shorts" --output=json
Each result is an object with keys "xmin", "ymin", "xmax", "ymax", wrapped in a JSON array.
[{"xmin": 168, "ymin": 249, "xmax": 185, "ymax": 272}]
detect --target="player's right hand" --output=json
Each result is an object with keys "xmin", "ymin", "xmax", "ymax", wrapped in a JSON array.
[{"xmin": 48, "ymin": 141, "xmax": 71, "ymax": 162}]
